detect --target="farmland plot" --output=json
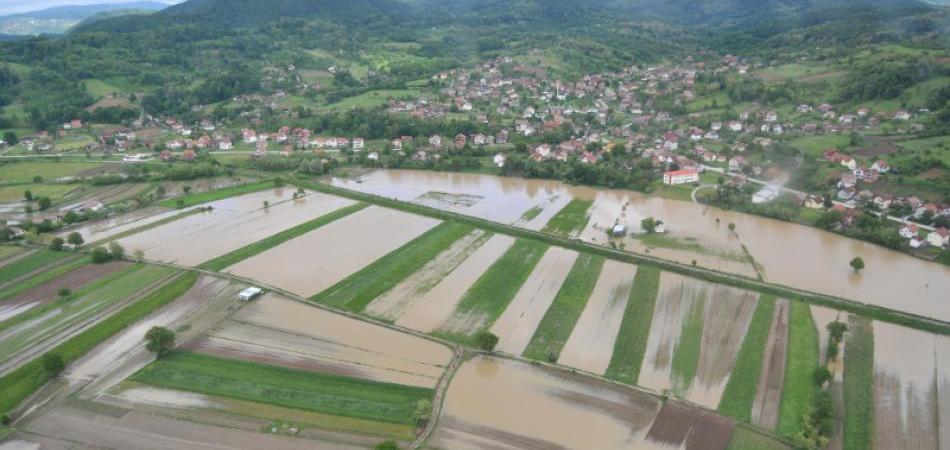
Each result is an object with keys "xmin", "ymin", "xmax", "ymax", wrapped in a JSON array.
[
  {"xmin": 0, "ymin": 261, "xmax": 128, "ymax": 323},
  {"xmin": 428, "ymin": 356, "xmax": 663, "ymax": 450},
  {"xmin": 872, "ymin": 321, "xmax": 939, "ymax": 450},
  {"xmin": 394, "ymin": 234, "xmax": 514, "ymax": 332},
  {"xmin": 189, "ymin": 294, "xmax": 453, "ymax": 388},
  {"xmin": 643, "ymin": 401, "xmax": 736, "ymax": 450},
  {"xmin": 227, "ymin": 206, "xmax": 439, "ymax": 297},
  {"xmin": 490, "ymin": 247, "xmax": 578, "ymax": 355},
  {"xmin": 63, "ymin": 206, "xmax": 186, "ymax": 244},
  {"xmin": 637, "ymin": 272, "xmax": 758, "ymax": 408},
  {"xmin": 750, "ymin": 298, "xmax": 789, "ymax": 429},
  {"xmin": 119, "ymin": 189, "xmax": 356, "ymax": 266},
  {"xmin": 937, "ymin": 334, "xmax": 950, "ymax": 450},
  {"xmin": 557, "ymin": 260, "xmax": 637, "ymax": 375},
  {"xmin": 365, "ymin": 229, "xmax": 490, "ymax": 321}
]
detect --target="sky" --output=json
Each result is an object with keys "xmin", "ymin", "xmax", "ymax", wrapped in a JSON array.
[{"xmin": 0, "ymin": 0, "xmax": 183, "ymax": 16}]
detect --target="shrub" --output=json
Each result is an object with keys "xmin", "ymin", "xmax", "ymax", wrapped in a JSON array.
[
  {"xmin": 90, "ymin": 246, "xmax": 111, "ymax": 263},
  {"xmin": 49, "ymin": 237, "xmax": 64, "ymax": 251},
  {"xmin": 475, "ymin": 331, "xmax": 499, "ymax": 351},
  {"xmin": 108, "ymin": 242, "xmax": 125, "ymax": 260}
]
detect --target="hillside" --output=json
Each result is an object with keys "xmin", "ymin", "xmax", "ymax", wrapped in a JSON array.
[{"xmin": 0, "ymin": 2, "xmax": 168, "ymax": 35}]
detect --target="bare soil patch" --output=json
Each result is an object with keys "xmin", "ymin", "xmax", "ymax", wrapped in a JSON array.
[
  {"xmin": 644, "ymin": 401, "xmax": 736, "ymax": 450},
  {"xmin": 0, "ymin": 261, "xmax": 129, "ymax": 321}
]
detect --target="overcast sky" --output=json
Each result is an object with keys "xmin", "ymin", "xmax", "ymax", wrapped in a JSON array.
[{"xmin": 0, "ymin": 0, "xmax": 183, "ymax": 16}]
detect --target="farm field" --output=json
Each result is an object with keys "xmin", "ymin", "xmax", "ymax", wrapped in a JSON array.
[
  {"xmin": 637, "ymin": 272, "xmax": 758, "ymax": 408},
  {"xmin": 542, "ymin": 198, "xmax": 593, "ymax": 236},
  {"xmin": 227, "ymin": 205, "xmax": 440, "ymax": 297},
  {"xmin": 119, "ymin": 188, "xmax": 356, "ymax": 266},
  {"xmin": 188, "ymin": 294, "xmax": 452, "ymax": 388},
  {"xmin": 0, "ymin": 161, "xmax": 105, "ymax": 184},
  {"xmin": 0, "ymin": 260, "xmax": 127, "ymax": 324},
  {"xmin": 130, "ymin": 352, "xmax": 434, "ymax": 426}
]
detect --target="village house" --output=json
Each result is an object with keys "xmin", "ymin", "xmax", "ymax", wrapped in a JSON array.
[
  {"xmin": 840, "ymin": 156, "xmax": 857, "ymax": 170},
  {"xmin": 727, "ymin": 120, "xmax": 743, "ymax": 132},
  {"xmin": 899, "ymin": 223, "xmax": 919, "ymax": 239},
  {"xmin": 454, "ymin": 133, "xmax": 467, "ymax": 149},
  {"xmin": 927, "ymin": 228, "xmax": 949, "ymax": 248},
  {"xmin": 429, "ymin": 135, "xmax": 442, "ymax": 148},
  {"xmin": 352, "ymin": 138, "xmax": 364, "ymax": 150},
  {"xmin": 218, "ymin": 138, "xmax": 233, "ymax": 151},
  {"xmin": 663, "ymin": 169, "xmax": 699, "ymax": 185}
]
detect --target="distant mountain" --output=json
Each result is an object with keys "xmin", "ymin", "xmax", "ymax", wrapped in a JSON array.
[
  {"xmin": 0, "ymin": 2, "xmax": 168, "ymax": 35},
  {"xmin": 158, "ymin": 0, "xmax": 411, "ymax": 26}
]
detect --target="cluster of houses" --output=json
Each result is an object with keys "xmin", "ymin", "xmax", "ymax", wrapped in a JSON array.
[
  {"xmin": 822, "ymin": 149, "xmax": 891, "ymax": 201},
  {"xmin": 899, "ymin": 223, "xmax": 950, "ymax": 249}
]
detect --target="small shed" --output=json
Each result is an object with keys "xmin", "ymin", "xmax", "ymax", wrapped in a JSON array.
[
  {"xmin": 238, "ymin": 287, "xmax": 263, "ymax": 302},
  {"xmin": 611, "ymin": 223, "xmax": 627, "ymax": 237}
]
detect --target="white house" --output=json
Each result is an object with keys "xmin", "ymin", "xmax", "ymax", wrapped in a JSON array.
[
  {"xmin": 899, "ymin": 224, "xmax": 919, "ymax": 239},
  {"xmin": 493, "ymin": 153, "xmax": 506, "ymax": 168},
  {"xmin": 840, "ymin": 156, "xmax": 857, "ymax": 170},
  {"xmin": 352, "ymin": 137, "xmax": 364, "ymax": 150},
  {"xmin": 663, "ymin": 169, "xmax": 699, "ymax": 185},
  {"xmin": 927, "ymin": 228, "xmax": 949, "ymax": 248},
  {"xmin": 752, "ymin": 186, "xmax": 779, "ymax": 204}
]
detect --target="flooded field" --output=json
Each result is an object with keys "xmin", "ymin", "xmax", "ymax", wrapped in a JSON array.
[
  {"xmin": 226, "ymin": 205, "xmax": 439, "ymax": 297},
  {"xmin": 557, "ymin": 260, "xmax": 637, "ymax": 375},
  {"xmin": 490, "ymin": 247, "xmax": 578, "ymax": 355},
  {"xmin": 872, "ymin": 321, "xmax": 940, "ymax": 449},
  {"xmin": 428, "ymin": 356, "xmax": 663, "ymax": 450},
  {"xmin": 751, "ymin": 298, "xmax": 790, "ymax": 429},
  {"xmin": 118, "ymin": 189, "xmax": 357, "ymax": 267},
  {"xmin": 63, "ymin": 206, "xmax": 179, "ymax": 243},
  {"xmin": 394, "ymin": 234, "xmax": 514, "ymax": 332},
  {"xmin": 331, "ymin": 170, "xmax": 950, "ymax": 321},
  {"xmin": 189, "ymin": 294, "xmax": 452, "ymax": 388},
  {"xmin": 365, "ymin": 229, "xmax": 490, "ymax": 321},
  {"xmin": 118, "ymin": 386, "xmax": 219, "ymax": 409},
  {"xmin": 637, "ymin": 272, "xmax": 758, "ymax": 407},
  {"xmin": 642, "ymin": 401, "xmax": 736, "ymax": 450}
]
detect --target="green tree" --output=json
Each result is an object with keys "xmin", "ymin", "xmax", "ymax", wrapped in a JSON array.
[
  {"xmin": 90, "ymin": 246, "xmax": 111, "ymax": 263},
  {"xmin": 37, "ymin": 196, "xmax": 52, "ymax": 210},
  {"xmin": 3, "ymin": 131, "xmax": 17, "ymax": 145},
  {"xmin": 41, "ymin": 353, "xmax": 65, "ymax": 378},
  {"xmin": 849, "ymin": 256, "xmax": 865, "ymax": 273},
  {"xmin": 67, "ymin": 231, "xmax": 84, "ymax": 248},
  {"xmin": 108, "ymin": 241, "xmax": 125, "ymax": 260},
  {"xmin": 475, "ymin": 331, "xmax": 499, "ymax": 351},
  {"xmin": 24, "ymin": 190, "xmax": 32, "ymax": 202},
  {"xmin": 49, "ymin": 237, "xmax": 64, "ymax": 251},
  {"xmin": 33, "ymin": 175, "xmax": 43, "ymax": 183},
  {"xmin": 145, "ymin": 326, "xmax": 176, "ymax": 358},
  {"xmin": 412, "ymin": 399, "xmax": 432, "ymax": 425},
  {"xmin": 58, "ymin": 287, "xmax": 71, "ymax": 299},
  {"xmin": 640, "ymin": 217, "xmax": 657, "ymax": 234}
]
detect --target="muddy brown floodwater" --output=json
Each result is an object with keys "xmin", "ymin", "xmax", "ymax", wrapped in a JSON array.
[
  {"xmin": 428, "ymin": 356, "xmax": 663, "ymax": 450},
  {"xmin": 118, "ymin": 189, "xmax": 356, "ymax": 267},
  {"xmin": 332, "ymin": 170, "xmax": 950, "ymax": 322},
  {"xmin": 557, "ymin": 260, "xmax": 637, "ymax": 375},
  {"xmin": 490, "ymin": 247, "xmax": 579, "ymax": 356},
  {"xmin": 226, "ymin": 205, "xmax": 440, "ymax": 297},
  {"xmin": 192, "ymin": 294, "xmax": 453, "ymax": 388}
]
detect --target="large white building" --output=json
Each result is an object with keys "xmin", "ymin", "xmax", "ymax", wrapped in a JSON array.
[{"xmin": 663, "ymin": 169, "xmax": 699, "ymax": 185}]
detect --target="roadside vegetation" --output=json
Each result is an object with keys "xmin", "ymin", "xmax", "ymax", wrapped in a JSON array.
[
  {"xmin": 199, "ymin": 202, "xmax": 369, "ymax": 270},
  {"xmin": 0, "ymin": 271, "xmax": 195, "ymax": 417},
  {"xmin": 132, "ymin": 351, "xmax": 433, "ymax": 425},
  {"xmin": 604, "ymin": 265, "xmax": 660, "ymax": 384},
  {"xmin": 541, "ymin": 199, "xmax": 593, "ymax": 236},
  {"xmin": 523, "ymin": 254, "xmax": 604, "ymax": 362},
  {"xmin": 718, "ymin": 295, "xmax": 777, "ymax": 421},
  {"xmin": 842, "ymin": 317, "xmax": 874, "ymax": 450},
  {"xmin": 777, "ymin": 302, "xmax": 820, "ymax": 438},
  {"xmin": 311, "ymin": 221, "xmax": 476, "ymax": 311},
  {"xmin": 436, "ymin": 238, "xmax": 548, "ymax": 344}
]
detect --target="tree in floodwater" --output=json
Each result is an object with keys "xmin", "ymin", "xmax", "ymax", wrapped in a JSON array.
[
  {"xmin": 849, "ymin": 256, "xmax": 865, "ymax": 273},
  {"xmin": 641, "ymin": 217, "xmax": 657, "ymax": 234},
  {"xmin": 475, "ymin": 331, "xmax": 499, "ymax": 351},
  {"xmin": 145, "ymin": 326, "xmax": 176, "ymax": 358}
]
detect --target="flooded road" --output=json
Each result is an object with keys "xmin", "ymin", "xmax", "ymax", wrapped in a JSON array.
[
  {"xmin": 332, "ymin": 170, "xmax": 950, "ymax": 322},
  {"xmin": 429, "ymin": 356, "xmax": 662, "ymax": 450}
]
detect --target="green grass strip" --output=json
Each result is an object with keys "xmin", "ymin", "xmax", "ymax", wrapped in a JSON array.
[
  {"xmin": 605, "ymin": 265, "xmax": 661, "ymax": 384},
  {"xmin": 726, "ymin": 424, "xmax": 792, "ymax": 450},
  {"xmin": 0, "ymin": 249, "xmax": 70, "ymax": 286},
  {"xmin": 523, "ymin": 254, "xmax": 604, "ymax": 361},
  {"xmin": 131, "ymin": 351, "xmax": 433, "ymax": 425},
  {"xmin": 541, "ymin": 198, "xmax": 593, "ymax": 236},
  {"xmin": 437, "ymin": 238, "xmax": 548, "ymax": 344},
  {"xmin": 158, "ymin": 180, "xmax": 277, "ymax": 208},
  {"xmin": 519, "ymin": 205, "xmax": 544, "ymax": 221},
  {"xmin": 0, "ymin": 262, "xmax": 143, "ymax": 333},
  {"xmin": 0, "ymin": 270, "xmax": 195, "ymax": 416},
  {"xmin": 199, "ymin": 203, "xmax": 369, "ymax": 271},
  {"xmin": 0, "ymin": 255, "xmax": 89, "ymax": 303},
  {"xmin": 311, "ymin": 221, "xmax": 475, "ymax": 311},
  {"xmin": 842, "ymin": 316, "xmax": 874, "ymax": 450},
  {"xmin": 718, "ymin": 294, "xmax": 777, "ymax": 421},
  {"xmin": 777, "ymin": 301, "xmax": 820, "ymax": 437},
  {"xmin": 671, "ymin": 293, "xmax": 706, "ymax": 396}
]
